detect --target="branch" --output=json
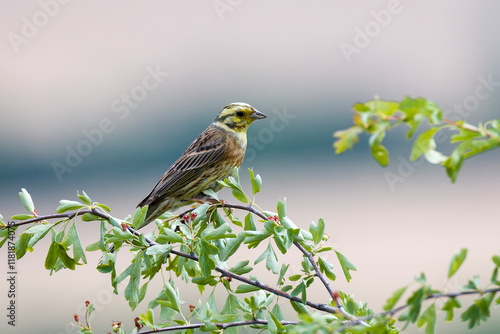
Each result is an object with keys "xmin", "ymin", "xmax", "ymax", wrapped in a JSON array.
[
  {"xmin": 137, "ymin": 319, "xmax": 299, "ymax": 333},
  {"xmin": 9, "ymin": 205, "xmax": 341, "ymax": 315},
  {"xmin": 336, "ymin": 287, "xmax": 500, "ymax": 332},
  {"xmin": 3, "ymin": 209, "xmax": 109, "ymax": 228}
]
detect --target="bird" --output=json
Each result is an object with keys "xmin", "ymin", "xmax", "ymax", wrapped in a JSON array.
[{"xmin": 136, "ymin": 102, "xmax": 266, "ymax": 229}]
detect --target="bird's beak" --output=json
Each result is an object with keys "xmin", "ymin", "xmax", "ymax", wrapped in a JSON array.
[{"xmin": 250, "ymin": 110, "xmax": 267, "ymax": 119}]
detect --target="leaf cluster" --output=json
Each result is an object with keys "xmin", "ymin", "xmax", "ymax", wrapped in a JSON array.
[{"xmin": 333, "ymin": 96, "xmax": 500, "ymax": 182}]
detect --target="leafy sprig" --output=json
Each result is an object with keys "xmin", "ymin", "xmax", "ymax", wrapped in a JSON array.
[{"xmin": 334, "ymin": 96, "xmax": 500, "ymax": 182}]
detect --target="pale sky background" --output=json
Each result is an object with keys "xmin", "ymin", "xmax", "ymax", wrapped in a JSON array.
[{"xmin": 1, "ymin": 1, "xmax": 500, "ymax": 333}]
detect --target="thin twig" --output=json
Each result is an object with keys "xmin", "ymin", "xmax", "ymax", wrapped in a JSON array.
[
  {"xmin": 336, "ymin": 287, "xmax": 500, "ymax": 332},
  {"xmin": 137, "ymin": 319, "xmax": 300, "ymax": 333}
]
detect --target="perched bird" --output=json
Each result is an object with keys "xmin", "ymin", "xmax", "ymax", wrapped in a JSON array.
[{"xmin": 136, "ymin": 102, "xmax": 266, "ymax": 229}]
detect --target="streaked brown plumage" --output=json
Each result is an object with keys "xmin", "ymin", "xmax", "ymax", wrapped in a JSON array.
[{"xmin": 136, "ymin": 102, "xmax": 266, "ymax": 229}]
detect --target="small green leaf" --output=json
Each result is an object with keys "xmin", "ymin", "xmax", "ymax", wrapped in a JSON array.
[
  {"xmin": 57, "ymin": 200, "xmax": 85, "ymax": 213},
  {"xmin": 44, "ymin": 242, "xmax": 59, "ymax": 270},
  {"xmin": 290, "ymin": 300, "xmax": 308, "ymax": 314},
  {"xmin": 235, "ymin": 284, "xmax": 260, "ymax": 293},
  {"xmin": 277, "ymin": 264, "xmax": 289, "ymax": 286},
  {"xmin": 132, "ymin": 206, "xmax": 148, "ymax": 230},
  {"xmin": 145, "ymin": 244, "xmax": 172, "ymax": 256},
  {"xmin": 19, "ymin": 188, "xmax": 36, "ymax": 215},
  {"xmin": 244, "ymin": 213, "xmax": 256, "ymax": 231},
  {"xmin": 333, "ymin": 126, "xmax": 363, "ymax": 154},
  {"xmin": 442, "ymin": 297, "xmax": 461, "ymax": 322},
  {"xmin": 11, "ymin": 214, "xmax": 35, "ymax": 220},
  {"xmin": 77, "ymin": 190, "xmax": 91, "ymax": 205},
  {"xmin": 493, "ymin": 255, "xmax": 500, "ymax": 267},
  {"xmin": 335, "ymin": 251, "xmax": 357, "ymax": 282},
  {"xmin": 463, "ymin": 276, "xmax": 481, "ymax": 291},
  {"xmin": 383, "ymin": 286, "xmax": 407, "ymax": 311},
  {"xmin": 231, "ymin": 188, "xmax": 248, "ymax": 203},
  {"xmin": 229, "ymin": 260, "xmax": 253, "ymax": 275},
  {"xmin": 448, "ymin": 248, "xmax": 467, "ymax": 279},
  {"xmin": 202, "ymin": 188, "xmax": 219, "ymax": 201},
  {"xmin": 309, "ymin": 218, "xmax": 325, "ymax": 245},
  {"xmin": 417, "ymin": 303, "xmax": 436, "ymax": 334},
  {"xmin": 405, "ymin": 287, "xmax": 426, "ymax": 323},
  {"xmin": 411, "ymin": 127, "xmax": 447, "ymax": 164},
  {"xmin": 248, "ymin": 168, "xmax": 262, "ymax": 195},
  {"xmin": 204, "ymin": 224, "xmax": 234, "ymax": 241},
  {"xmin": 158, "ymin": 228, "xmax": 183, "ymax": 243},
  {"xmin": 318, "ymin": 256, "xmax": 336, "ymax": 281},
  {"xmin": 219, "ymin": 232, "xmax": 245, "ymax": 261}
]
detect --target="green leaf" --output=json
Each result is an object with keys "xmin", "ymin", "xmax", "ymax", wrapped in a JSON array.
[
  {"xmin": 11, "ymin": 214, "xmax": 35, "ymax": 220},
  {"xmin": 417, "ymin": 303, "xmax": 436, "ymax": 334},
  {"xmin": 411, "ymin": 127, "xmax": 447, "ymax": 164},
  {"xmin": 318, "ymin": 256, "xmax": 336, "ymax": 281},
  {"xmin": 56, "ymin": 200, "xmax": 85, "ymax": 213},
  {"xmin": 277, "ymin": 264, "xmax": 289, "ymax": 286},
  {"xmin": 244, "ymin": 213, "xmax": 256, "ymax": 231},
  {"xmin": 199, "ymin": 253, "xmax": 216, "ymax": 278},
  {"xmin": 383, "ymin": 286, "xmax": 407, "ymax": 311},
  {"xmin": 163, "ymin": 280, "xmax": 181, "ymax": 312},
  {"xmin": 19, "ymin": 188, "xmax": 36, "ymax": 215},
  {"xmin": 493, "ymin": 255, "xmax": 500, "ymax": 267},
  {"xmin": 200, "ymin": 238, "xmax": 219, "ymax": 255},
  {"xmin": 62, "ymin": 222, "xmax": 87, "ymax": 264},
  {"xmin": 268, "ymin": 310, "xmax": 285, "ymax": 331},
  {"xmin": 219, "ymin": 232, "xmax": 245, "ymax": 261},
  {"xmin": 202, "ymin": 188, "xmax": 219, "ymax": 201},
  {"xmin": 290, "ymin": 300, "xmax": 308, "ymax": 314},
  {"xmin": 248, "ymin": 168, "xmax": 262, "ymax": 195},
  {"xmin": 448, "ymin": 248, "xmax": 467, "ymax": 279},
  {"xmin": 44, "ymin": 241, "xmax": 59, "ymax": 270},
  {"xmin": 132, "ymin": 206, "xmax": 148, "ymax": 230},
  {"xmin": 333, "ymin": 126, "xmax": 363, "ymax": 154},
  {"xmin": 277, "ymin": 198, "xmax": 286, "ymax": 221},
  {"xmin": 145, "ymin": 244, "xmax": 172, "ymax": 256},
  {"xmin": 291, "ymin": 281, "xmax": 307, "ymax": 304},
  {"xmin": 77, "ymin": 190, "xmax": 91, "ymax": 205},
  {"xmin": 463, "ymin": 276, "xmax": 481, "ymax": 291},
  {"xmin": 309, "ymin": 218, "xmax": 325, "ymax": 245},
  {"xmin": 461, "ymin": 297, "xmax": 492, "ymax": 329},
  {"xmin": 96, "ymin": 203, "xmax": 111, "ymax": 212},
  {"xmin": 405, "ymin": 287, "xmax": 426, "ymax": 323},
  {"xmin": 158, "ymin": 228, "xmax": 183, "ymax": 243},
  {"xmin": 235, "ymin": 284, "xmax": 260, "ymax": 293},
  {"xmin": 229, "ymin": 260, "xmax": 253, "ymax": 275},
  {"xmin": 15, "ymin": 233, "xmax": 32, "ymax": 259},
  {"xmin": 335, "ymin": 251, "xmax": 357, "ymax": 282},
  {"xmin": 56, "ymin": 243, "xmax": 76, "ymax": 270},
  {"xmin": 367, "ymin": 99, "xmax": 400, "ymax": 116},
  {"xmin": 204, "ymin": 224, "xmax": 234, "ymax": 241},
  {"xmin": 442, "ymin": 297, "xmax": 461, "ymax": 322},
  {"xmin": 124, "ymin": 251, "xmax": 144, "ymax": 310},
  {"xmin": 244, "ymin": 230, "xmax": 272, "ymax": 248},
  {"xmin": 265, "ymin": 243, "xmax": 279, "ymax": 274},
  {"xmin": 81, "ymin": 213, "xmax": 103, "ymax": 221}
]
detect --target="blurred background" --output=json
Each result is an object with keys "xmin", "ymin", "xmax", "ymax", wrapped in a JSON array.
[{"xmin": 1, "ymin": 1, "xmax": 500, "ymax": 333}]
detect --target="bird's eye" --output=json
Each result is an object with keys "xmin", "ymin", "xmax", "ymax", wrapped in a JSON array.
[{"xmin": 236, "ymin": 111, "xmax": 245, "ymax": 117}]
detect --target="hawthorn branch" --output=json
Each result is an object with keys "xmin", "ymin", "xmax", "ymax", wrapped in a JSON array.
[
  {"xmin": 3, "ymin": 209, "xmax": 109, "ymax": 228},
  {"xmin": 218, "ymin": 203, "xmax": 366, "ymax": 323},
  {"xmin": 124, "ymin": 225, "xmax": 339, "ymax": 314},
  {"xmin": 138, "ymin": 319, "xmax": 300, "ymax": 333},
  {"xmin": 8, "ymin": 206, "xmax": 341, "ymax": 315},
  {"xmin": 336, "ymin": 287, "xmax": 500, "ymax": 332}
]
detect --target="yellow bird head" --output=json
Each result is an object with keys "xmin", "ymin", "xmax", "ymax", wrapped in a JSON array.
[{"xmin": 214, "ymin": 102, "xmax": 267, "ymax": 133}]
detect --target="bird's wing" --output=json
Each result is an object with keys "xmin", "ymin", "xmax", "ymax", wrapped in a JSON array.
[{"xmin": 138, "ymin": 128, "xmax": 227, "ymax": 207}]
